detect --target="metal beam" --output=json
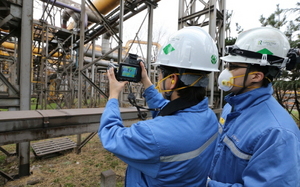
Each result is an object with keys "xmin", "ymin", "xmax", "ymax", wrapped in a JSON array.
[
  {"xmin": 146, "ymin": 3, "xmax": 154, "ymax": 77},
  {"xmin": 81, "ymin": 70, "xmax": 108, "ymax": 98},
  {"xmin": 0, "ymin": 97, "xmax": 19, "ymax": 107},
  {"xmin": 0, "ymin": 4, "xmax": 22, "ymax": 28},
  {"xmin": 0, "ymin": 28, "xmax": 18, "ymax": 45},
  {"xmin": 178, "ymin": 0, "xmax": 225, "ymax": 109},
  {"xmin": 0, "ymin": 107, "xmax": 150, "ymax": 146},
  {"xmin": 0, "ymin": 72, "xmax": 19, "ymax": 95}
]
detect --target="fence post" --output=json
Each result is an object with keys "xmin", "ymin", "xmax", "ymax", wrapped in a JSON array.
[{"xmin": 101, "ymin": 169, "xmax": 116, "ymax": 187}]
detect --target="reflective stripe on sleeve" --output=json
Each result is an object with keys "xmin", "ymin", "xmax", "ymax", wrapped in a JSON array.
[
  {"xmin": 160, "ymin": 132, "xmax": 218, "ymax": 162},
  {"xmin": 223, "ymin": 135, "xmax": 252, "ymax": 160}
]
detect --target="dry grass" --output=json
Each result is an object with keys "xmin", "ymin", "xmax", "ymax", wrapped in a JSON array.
[{"xmin": 0, "ymin": 134, "xmax": 127, "ymax": 187}]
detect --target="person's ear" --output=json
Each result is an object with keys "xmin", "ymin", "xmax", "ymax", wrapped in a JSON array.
[
  {"xmin": 251, "ymin": 72, "xmax": 264, "ymax": 83},
  {"xmin": 169, "ymin": 74, "xmax": 178, "ymax": 89}
]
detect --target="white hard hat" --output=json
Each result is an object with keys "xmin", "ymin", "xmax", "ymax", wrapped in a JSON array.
[
  {"xmin": 154, "ymin": 26, "xmax": 219, "ymax": 72},
  {"xmin": 221, "ymin": 27, "xmax": 290, "ymax": 67}
]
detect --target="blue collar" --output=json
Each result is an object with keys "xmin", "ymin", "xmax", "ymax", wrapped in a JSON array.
[{"xmin": 225, "ymin": 83, "xmax": 273, "ymax": 112}]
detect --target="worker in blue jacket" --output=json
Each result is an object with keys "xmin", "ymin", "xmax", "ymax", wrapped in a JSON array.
[
  {"xmin": 99, "ymin": 26, "xmax": 220, "ymax": 186},
  {"xmin": 207, "ymin": 27, "xmax": 300, "ymax": 187}
]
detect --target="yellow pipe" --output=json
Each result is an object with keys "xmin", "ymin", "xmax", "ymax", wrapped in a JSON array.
[
  {"xmin": 1, "ymin": 42, "xmax": 15, "ymax": 50},
  {"xmin": 1, "ymin": 42, "xmax": 70, "ymax": 58},
  {"xmin": 124, "ymin": 40, "xmax": 161, "ymax": 53},
  {"xmin": 0, "ymin": 50, "xmax": 9, "ymax": 56},
  {"xmin": 66, "ymin": 0, "xmax": 120, "ymax": 30},
  {"xmin": 92, "ymin": 0, "xmax": 120, "ymax": 15},
  {"xmin": 0, "ymin": 28, "xmax": 9, "ymax": 33}
]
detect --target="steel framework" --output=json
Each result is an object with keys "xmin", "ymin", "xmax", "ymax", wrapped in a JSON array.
[{"xmin": 0, "ymin": 0, "xmax": 225, "ymax": 180}]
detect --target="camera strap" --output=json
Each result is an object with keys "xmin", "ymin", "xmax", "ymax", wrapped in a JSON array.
[{"xmin": 127, "ymin": 84, "xmax": 160, "ymax": 120}]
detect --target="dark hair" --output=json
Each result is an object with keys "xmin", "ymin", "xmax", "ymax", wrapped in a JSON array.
[
  {"xmin": 248, "ymin": 64, "xmax": 280, "ymax": 87},
  {"xmin": 159, "ymin": 65, "xmax": 206, "ymax": 103}
]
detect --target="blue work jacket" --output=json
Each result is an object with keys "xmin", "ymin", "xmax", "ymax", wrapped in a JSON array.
[
  {"xmin": 99, "ymin": 85, "xmax": 218, "ymax": 186},
  {"xmin": 208, "ymin": 84, "xmax": 300, "ymax": 187}
]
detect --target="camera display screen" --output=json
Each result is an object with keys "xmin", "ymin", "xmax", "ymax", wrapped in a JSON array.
[
  {"xmin": 121, "ymin": 65, "xmax": 137, "ymax": 78},
  {"xmin": 114, "ymin": 54, "xmax": 142, "ymax": 83}
]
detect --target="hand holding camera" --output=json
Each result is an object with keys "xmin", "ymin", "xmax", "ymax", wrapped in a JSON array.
[
  {"xmin": 112, "ymin": 53, "xmax": 142, "ymax": 83},
  {"xmin": 107, "ymin": 53, "xmax": 146, "ymax": 100},
  {"xmin": 106, "ymin": 67, "xmax": 128, "ymax": 99}
]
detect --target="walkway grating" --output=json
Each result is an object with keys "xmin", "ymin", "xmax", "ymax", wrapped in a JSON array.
[{"xmin": 31, "ymin": 137, "xmax": 76, "ymax": 157}]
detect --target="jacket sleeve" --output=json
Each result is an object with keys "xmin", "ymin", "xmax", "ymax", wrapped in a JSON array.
[
  {"xmin": 208, "ymin": 128, "xmax": 300, "ymax": 187},
  {"xmin": 98, "ymin": 98, "xmax": 161, "ymax": 178},
  {"xmin": 143, "ymin": 85, "xmax": 169, "ymax": 117}
]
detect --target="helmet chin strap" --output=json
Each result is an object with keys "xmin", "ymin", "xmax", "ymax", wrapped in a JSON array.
[{"xmin": 235, "ymin": 64, "xmax": 252, "ymax": 95}]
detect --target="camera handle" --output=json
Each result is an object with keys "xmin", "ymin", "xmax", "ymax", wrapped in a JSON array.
[{"xmin": 127, "ymin": 83, "xmax": 160, "ymax": 120}]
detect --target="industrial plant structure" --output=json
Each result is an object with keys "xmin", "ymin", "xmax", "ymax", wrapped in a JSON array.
[{"xmin": 0, "ymin": 0, "xmax": 225, "ymax": 180}]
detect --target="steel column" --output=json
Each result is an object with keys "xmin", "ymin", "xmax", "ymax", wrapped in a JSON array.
[
  {"xmin": 118, "ymin": 0, "xmax": 124, "ymax": 64},
  {"xmin": 147, "ymin": 4, "xmax": 154, "ymax": 78},
  {"xmin": 18, "ymin": 0, "xmax": 33, "ymax": 177},
  {"xmin": 208, "ymin": 0, "xmax": 217, "ymax": 107}
]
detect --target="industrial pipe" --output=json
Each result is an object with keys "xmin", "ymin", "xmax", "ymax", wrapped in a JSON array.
[
  {"xmin": 124, "ymin": 40, "xmax": 162, "ymax": 52},
  {"xmin": 1, "ymin": 42, "xmax": 70, "ymax": 58},
  {"xmin": 60, "ymin": 0, "xmax": 120, "ymax": 30}
]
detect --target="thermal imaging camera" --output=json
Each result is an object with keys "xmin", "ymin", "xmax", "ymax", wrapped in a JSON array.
[{"xmin": 110, "ymin": 53, "xmax": 142, "ymax": 83}]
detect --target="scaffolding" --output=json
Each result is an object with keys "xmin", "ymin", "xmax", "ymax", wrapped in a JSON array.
[{"xmin": 0, "ymin": 0, "xmax": 225, "ymax": 179}]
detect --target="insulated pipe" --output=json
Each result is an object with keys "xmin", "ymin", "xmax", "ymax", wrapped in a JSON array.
[
  {"xmin": 1, "ymin": 41, "xmax": 125, "ymax": 61},
  {"xmin": 124, "ymin": 40, "xmax": 162, "ymax": 52},
  {"xmin": 40, "ymin": 0, "xmax": 81, "ymax": 13},
  {"xmin": 84, "ymin": 50, "xmax": 102, "ymax": 58},
  {"xmin": 0, "ymin": 50, "xmax": 9, "ymax": 56},
  {"xmin": 1, "ymin": 41, "xmax": 120, "ymax": 60},
  {"xmin": 84, "ymin": 49, "xmax": 122, "ymax": 61},
  {"xmin": 92, "ymin": 0, "xmax": 120, "ymax": 15},
  {"xmin": 101, "ymin": 28, "xmax": 127, "ymax": 61},
  {"xmin": 1, "ymin": 42, "xmax": 70, "ymax": 58},
  {"xmin": 61, "ymin": 8, "xmax": 92, "ymax": 30},
  {"xmin": 101, "ymin": 32, "xmax": 111, "ymax": 55},
  {"xmin": 84, "ymin": 59, "xmax": 117, "ymax": 67},
  {"xmin": 39, "ymin": 0, "xmax": 88, "ymax": 28},
  {"xmin": 61, "ymin": 9, "xmax": 80, "ymax": 29},
  {"xmin": 60, "ymin": 0, "xmax": 120, "ymax": 30}
]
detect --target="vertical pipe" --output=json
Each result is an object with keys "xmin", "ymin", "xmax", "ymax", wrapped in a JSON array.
[
  {"xmin": 40, "ymin": 25, "xmax": 45, "ymax": 109},
  {"xmin": 18, "ymin": 0, "xmax": 33, "ymax": 177},
  {"xmin": 69, "ymin": 34, "xmax": 74, "ymax": 108},
  {"xmin": 45, "ymin": 25, "xmax": 49, "ymax": 108},
  {"xmin": 91, "ymin": 39, "xmax": 95, "ymax": 99},
  {"xmin": 9, "ymin": 38, "xmax": 18, "ymax": 111},
  {"xmin": 147, "ymin": 4, "xmax": 154, "ymax": 78}
]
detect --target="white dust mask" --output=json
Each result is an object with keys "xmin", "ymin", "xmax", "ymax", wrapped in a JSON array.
[{"xmin": 218, "ymin": 68, "xmax": 234, "ymax": 91}]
